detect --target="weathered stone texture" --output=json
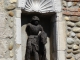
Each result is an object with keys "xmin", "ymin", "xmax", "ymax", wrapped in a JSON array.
[
  {"xmin": 6, "ymin": 4, "xmax": 16, "ymax": 10},
  {"xmin": 67, "ymin": 21, "xmax": 75, "ymax": 27},
  {"xmin": 0, "ymin": 39, "xmax": 8, "ymax": 57},
  {"xmin": 8, "ymin": 11, "xmax": 14, "ymax": 17},
  {"xmin": 0, "ymin": 28, "xmax": 13, "ymax": 38},
  {"xmin": 0, "ymin": 58, "xmax": 14, "ymax": 60},
  {"xmin": 67, "ymin": 38, "xmax": 74, "ymax": 44},
  {"xmin": 72, "ymin": 27, "xmax": 80, "ymax": 33},
  {"xmin": 9, "ymin": 0, "xmax": 17, "ymax": 3},
  {"xmin": 62, "ymin": 0, "xmax": 80, "ymax": 59},
  {"xmin": 66, "ymin": 0, "xmax": 80, "ymax": 2}
]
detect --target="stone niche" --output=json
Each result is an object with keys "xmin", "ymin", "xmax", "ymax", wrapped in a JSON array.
[
  {"xmin": 21, "ymin": 12, "xmax": 57, "ymax": 60},
  {"xmin": 17, "ymin": 0, "xmax": 63, "ymax": 60}
]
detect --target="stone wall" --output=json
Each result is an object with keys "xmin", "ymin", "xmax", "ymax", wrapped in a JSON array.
[
  {"xmin": 62, "ymin": 0, "xmax": 80, "ymax": 60},
  {"xmin": 0, "ymin": 0, "xmax": 17, "ymax": 60}
]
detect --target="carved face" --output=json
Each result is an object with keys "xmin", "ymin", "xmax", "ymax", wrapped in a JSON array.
[{"xmin": 33, "ymin": 20, "xmax": 39, "ymax": 25}]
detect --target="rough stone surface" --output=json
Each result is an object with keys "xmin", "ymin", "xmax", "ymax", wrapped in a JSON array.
[
  {"xmin": 72, "ymin": 27, "xmax": 80, "ymax": 33},
  {"xmin": 0, "ymin": 28, "xmax": 13, "ymax": 38},
  {"xmin": 67, "ymin": 21, "xmax": 75, "ymax": 27},
  {"xmin": 15, "ymin": 9, "xmax": 21, "ymax": 18},
  {"xmin": 62, "ymin": 1, "xmax": 67, "ymax": 7},
  {"xmin": 76, "ymin": 22, "xmax": 80, "ymax": 27},
  {"xmin": 67, "ymin": 32, "xmax": 70, "ymax": 37},
  {"xmin": 72, "ymin": 50, "xmax": 79, "ymax": 54},
  {"xmin": 64, "ymin": 16, "xmax": 70, "ymax": 21},
  {"xmin": 9, "ymin": 23, "xmax": 13, "ymax": 28},
  {"xmin": 63, "ymin": 0, "xmax": 80, "ymax": 59},
  {"xmin": 6, "ymin": 4, "xmax": 16, "ymax": 10},
  {"xmin": 73, "ymin": 2, "xmax": 77, "ymax": 6},
  {"xmin": 66, "ymin": 54, "xmax": 72, "ymax": 59},
  {"xmin": 75, "ymin": 39, "xmax": 80, "ymax": 45},
  {"xmin": 68, "ymin": 45, "xmax": 72, "ymax": 49},
  {"xmin": 10, "ymin": 0, "xmax": 17, "ymax": 3},
  {"xmin": 67, "ymin": 38, "xmax": 74, "ymax": 44},
  {"xmin": 68, "ymin": 2, "xmax": 72, "ymax": 7},
  {"xmin": 9, "ymin": 11, "xmax": 14, "ymax": 17},
  {"xmin": 72, "ymin": 44, "xmax": 79, "ymax": 50},
  {"xmin": 10, "ymin": 51, "xmax": 14, "ymax": 58},
  {"xmin": 75, "ymin": 53, "xmax": 80, "ymax": 59},
  {"xmin": 78, "ymin": 58, "xmax": 80, "ymax": 60},
  {"xmin": 0, "ymin": 40, "xmax": 8, "ymax": 57},
  {"xmin": 66, "ymin": 0, "xmax": 80, "ymax": 2},
  {"xmin": 67, "ymin": 27, "xmax": 71, "ymax": 31},
  {"xmin": 63, "ymin": 8, "xmax": 79, "ymax": 12},
  {"xmin": 9, "ymin": 41, "xmax": 13, "ymax": 50},
  {"xmin": 0, "ymin": 58, "xmax": 14, "ymax": 60},
  {"xmin": 67, "ymin": 49, "xmax": 72, "ymax": 53},
  {"xmin": 4, "ymin": 28, "xmax": 13, "ymax": 38},
  {"xmin": 71, "ymin": 57, "xmax": 75, "ymax": 60},
  {"xmin": 0, "ymin": 12, "xmax": 6, "ymax": 28},
  {"xmin": 71, "ymin": 32, "xmax": 75, "ymax": 37},
  {"xmin": 76, "ymin": 33, "xmax": 80, "ymax": 38},
  {"xmin": 70, "ymin": 16, "xmax": 79, "ymax": 22},
  {"xmin": 63, "ymin": 11, "xmax": 80, "ymax": 16}
]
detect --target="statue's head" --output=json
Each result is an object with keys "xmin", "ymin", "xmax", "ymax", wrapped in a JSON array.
[
  {"xmin": 31, "ymin": 16, "xmax": 40, "ymax": 25},
  {"xmin": 32, "ymin": 16, "xmax": 40, "ymax": 21}
]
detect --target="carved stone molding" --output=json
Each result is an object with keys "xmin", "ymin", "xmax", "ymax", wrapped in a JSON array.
[
  {"xmin": 25, "ymin": 0, "xmax": 54, "ymax": 13},
  {"xmin": 18, "ymin": 0, "xmax": 62, "ymax": 13}
]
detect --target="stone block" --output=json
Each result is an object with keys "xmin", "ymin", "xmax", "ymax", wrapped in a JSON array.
[
  {"xmin": 66, "ymin": 0, "xmax": 80, "ymax": 2},
  {"xmin": 72, "ymin": 44, "xmax": 79, "ymax": 50},
  {"xmin": 67, "ymin": 38, "xmax": 74, "ymax": 45},
  {"xmin": 68, "ymin": 2, "xmax": 72, "ymax": 7},
  {"xmin": 73, "ymin": 2, "xmax": 77, "ymax": 6},
  {"xmin": 58, "ymin": 51, "xmax": 66, "ymax": 60},
  {"xmin": 76, "ymin": 22, "xmax": 80, "ymax": 27},
  {"xmin": 64, "ymin": 16, "xmax": 70, "ymax": 21},
  {"xmin": 62, "ymin": 1, "xmax": 67, "ymax": 7},
  {"xmin": 10, "ymin": 0, "xmax": 17, "ymax": 3},
  {"xmin": 6, "ymin": 4, "xmax": 16, "ymax": 10},
  {"xmin": 70, "ymin": 16, "xmax": 79, "ymax": 22},
  {"xmin": 66, "ymin": 54, "xmax": 72, "ymax": 59},
  {"xmin": 57, "ymin": 21, "xmax": 66, "ymax": 50},
  {"xmin": 63, "ymin": 11, "xmax": 80, "ymax": 16},
  {"xmin": 10, "ymin": 51, "xmax": 14, "ymax": 58},
  {"xmin": 72, "ymin": 27, "xmax": 80, "ymax": 33},
  {"xmin": 76, "ymin": 33, "xmax": 80, "ymax": 38},
  {"xmin": 9, "ymin": 11, "xmax": 14, "ymax": 17},
  {"xmin": 15, "ymin": 9, "xmax": 21, "ymax": 18},
  {"xmin": 71, "ymin": 57, "xmax": 75, "ymax": 60},
  {"xmin": 63, "ymin": 8, "xmax": 78, "ymax": 12},
  {"xmin": 67, "ymin": 21, "xmax": 75, "ymax": 27}
]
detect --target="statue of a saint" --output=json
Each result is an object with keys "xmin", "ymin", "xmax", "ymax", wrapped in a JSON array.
[{"xmin": 25, "ymin": 16, "xmax": 47, "ymax": 60}]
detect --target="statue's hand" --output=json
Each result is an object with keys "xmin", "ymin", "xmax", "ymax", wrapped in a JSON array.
[{"xmin": 38, "ymin": 31, "xmax": 41, "ymax": 35}]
